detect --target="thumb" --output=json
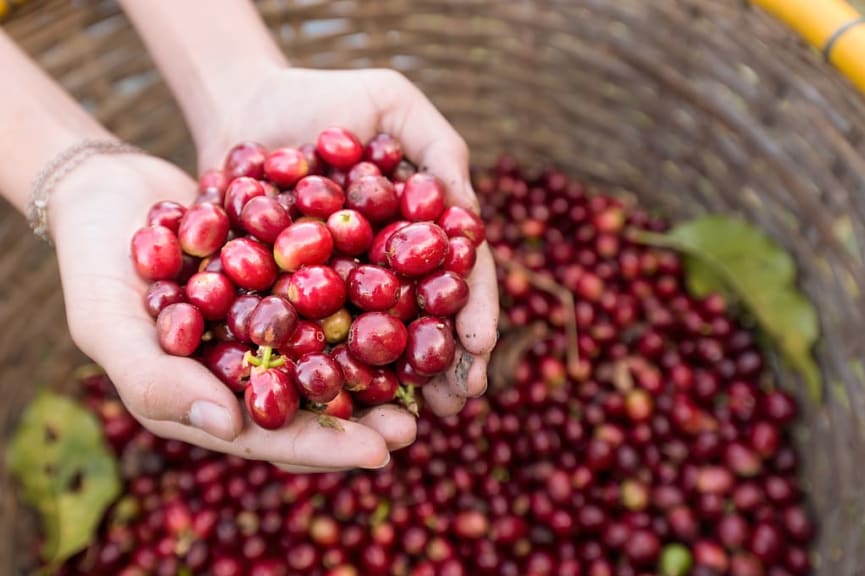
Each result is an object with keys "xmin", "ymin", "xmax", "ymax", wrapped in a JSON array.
[{"xmin": 98, "ymin": 316, "xmax": 244, "ymax": 442}]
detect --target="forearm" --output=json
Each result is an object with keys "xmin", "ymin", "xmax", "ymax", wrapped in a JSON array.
[
  {"xmin": 118, "ymin": 0, "xmax": 287, "ymax": 149},
  {"xmin": 0, "ymin": 30, "xmax": 109, "ymax": 213}
]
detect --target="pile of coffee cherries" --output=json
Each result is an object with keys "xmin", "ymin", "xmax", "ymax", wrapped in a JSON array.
[
  {"xmin": 58, "ymin": 155, "xmax": 813, "ymax": 576},
  {"xmin": 130, "ymin": 129, "xmax": 484, "ymax": 428}
]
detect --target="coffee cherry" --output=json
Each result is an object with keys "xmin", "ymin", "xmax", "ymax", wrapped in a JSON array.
[
  {"xmin": 132, "ymin": 225, "xmax": 183, "ymax": 280},
  {"xmin": 406, "ymin": 317, "xmax": 456, "ymax": 375},
  {"xmin": 263, "ymin": 147, "xmax": 308, "ymax": 187},
  {"xmin": 157, "ymin": 303, "xmax": 204, "ymax": 356},
  {"xmin": 286, "ymin": 265, "xmax": 347, "ymax": 319},
  {"xmin": 316, "ymin": 127, "xmax": 363, "ymax": 168},
  {"xmin": 274, "ymin": 221, "xmax": 334, "ymax": 272},
  {"xmin": 386, "ymin": 222, "xmax": 450, "ymax": 277},
  {"xmin": 244, "ymin": 367, "xmax": 299, "ymax": 429},
  {"xmin": 295, "ymin": 176, "xmax": 346, "ymax": 219},
  {"xmin": 221, "ymin": 238, "xmax": 278, "ymax": 291},
  {"xmin": 348, "ymin": 312, "xmax": 408, "ymax": 366},
  {"xmin": 293, "ymin": 352, "xmax": 344, "ymax": 403}
]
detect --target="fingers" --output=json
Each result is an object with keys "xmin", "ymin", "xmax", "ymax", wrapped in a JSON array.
[
  {"xmin": 93, "ymin": 315, "xmax": 245, "ymax": 442},
  {"xmin": 422, "ymin": 376, "xmax": 467, "ymax": 417},
  {"xmin": 444, "ymin": 348, "xmax": 488, "ymax": 399},
  {"xmin": 138, "ymin": 410, "xmax": 391, "ymax": 469},
  {"xmin": 272, "ymin": 463, "xmax": 355, "ymax": 474},
  {"xmin": 456, "ymin": 244, "xmax": 499, "ymax": 355},
  {"xmin": 370, "ymin": 70, "xmax": 478, "ymax": 213},
  {"xmin": 356, "ymin": 404, "xmax": 418, "ymax": 450}
]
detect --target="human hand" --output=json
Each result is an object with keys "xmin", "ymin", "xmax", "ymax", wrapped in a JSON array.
[
  {"xmin": 196, "ymin": 66, "xmax": 499, "ymax": 419},
  {"xmin": 50, "ymin": 154, "xmax": 405, "ymax": 471}
]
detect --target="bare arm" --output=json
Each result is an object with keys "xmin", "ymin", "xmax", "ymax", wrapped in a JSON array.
[
  {"xmin": 117, "ymin": 0, "xmax": 286, "ymax": 150},
  {"xmin": 0, "ymin": 29, "xmax": 110, "ymax": 213}
]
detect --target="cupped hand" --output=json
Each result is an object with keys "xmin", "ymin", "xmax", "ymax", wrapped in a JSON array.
[
  {"xmin": 50, "ymin": 154, "xmax": 411, "ymax": 472},
  {"xmin": 198, "ymin": 66, "xmax": 499, "ymax": 418}
]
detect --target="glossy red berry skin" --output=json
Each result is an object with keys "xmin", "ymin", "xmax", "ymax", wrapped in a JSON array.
[
  {"xmin": 354, "ymin": 368, "xmax": 399, "ymax": 405},
  {"xmin": 157, "ymin": 303, "xmax": 205, "ymax": 356},
  {"xmin": 286, "ymin": 265, "xmax": 347, "ymax": 320},
  {"xmin": 244, "ymin": 367, "xmax": 299, "ymax": 429},
  {"xmin": 364, "ymin": 133, "xmax": 403, "ymax": 174},
  {"xmin": 224, "ymin": 142, "xmax": 267, "ymax": 179},
  {"xmin": 321, "ymin": 388, "xmax": 354, "ymax": 419},
  {"xmin": 221, "ymin": 238, "xmax": 278, "ymax": 291},
  {"xmin": 283, "ymin": 321, "xmax": 327, "ymax": 359},
  {"xmin": 330, "ymin": 256, "xmax": 360, "ymax": 283},
  {"xmin": 147, "ymin": 201, "xmax": 186, "ymax": 233},
  {"xmin": 226, "ymin": 294, "xmax": 261, "ymax": 343},
  {"xmin": 348, "ymin": 312, "xmax": 408, "ymax": 366},
  {"xmin": 387, "ymin": 280, "xmax": 420, "ymax": 322},
  {"xmin": 239, "ymin": 196, "xmax": 291, "ymax": 244},
  {"xmin": 178, "ymin": 203, "xmax": 231, "ymax": 257},
  {"xmin": 224, "ymin": 177, "xmax": 266, "ymax": 227},
  {"xmin": 247, "ymin": 296, "xmax": 299, "ymax": 349},
  {"xmin": 348, "ymin": 265, "xmax": 400, "ymax": 311},
  {"xmin": 406, "ymin": 317, "xmax": 456, "ymax": 375},
  {"xmin": 292, "ymin": 352, "xmax": 344, "ymax": 403},
  {"xmin": 331, "ymin": 344, "xmax": 374, "ymax": 392},
  {"xmin": 438, "ymin": 206, "xmax": 486, "ymax": 246},
  {"xmin": 416, "ymin": 271, "xmax": 470, "ymax": 316},
  {"xmin": 316, "ymin": 127, "xmax": 363, "ymax": 168},
  {"xmin": 386, "ymin": 222, "xmax": 450, "ymax": 277},
  {"xmin": 368, "ymin": 220, "xmax": 409, "ymax": 266},
  {"xmin": 327, "ymin": 209, "xmax": 374, "ymax": 256},
  {"xmin": 395, "ymin": 356, "xmax": 432, "ymax": 388},
  {"xmin": 346, "ymin": 176, "xmax": 399, "ymax": 223},
  {"xmin": 346, "ymin": 162, "xmax": 382, "ymax": 187},
  {"xmin": 185, "ymin": 272, "xmax": 235, "ymax": 321},
  {"xmin": 273, "ymin": 221, "xmax": 334, "ymax": 272},
  {"xmin": 443, "ymin": 236, "xmax": 477, "ymax": 277},
  {"xmin": 198, "ymin": 169, "xmax": 228, "ymax": 198},
  {"xmin": 263, "ymin": 147, "xmax": 309, "ymax": 187},
  {"xmin": 201, "ymin": 342, "xmax": 251, "ymax": 392},
  {"xmin": 400, "ymin": 173, "xmax": 446, "ymax": 222},
  {"xmin": 144, "ymin": 281, "xmax": 186, "ymax": 318},
  {"xmin": 131, "ymin": 225, "xmax": 183, "ymax": 281},
  {"xmin": 294, "ymin": 176, "xmax": 346, "ymax": 219}
]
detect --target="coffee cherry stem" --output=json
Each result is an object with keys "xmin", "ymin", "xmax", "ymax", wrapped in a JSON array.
[
  {"xmin": 243, "ymin": 347, "xmax": 286, "ymax": 370},
  {"xmin": 395, "ymin": 384, "xmax": 419, "ymax": 417},
  {"xmin": 489, "ymin": 321, "xmax": 550, "ymax": 391},
  {"xmin": 493, "ymin": 253, "xmax": 580, "ymax": 368}
]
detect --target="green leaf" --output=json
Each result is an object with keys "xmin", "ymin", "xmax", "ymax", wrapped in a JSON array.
[
  {"xmin": 636, "ymin": 216, "xmax": 822, "ymax": 402},
  {"xmin": 7, "ymin": 391, "xmax": 120, "ymax": 571}
]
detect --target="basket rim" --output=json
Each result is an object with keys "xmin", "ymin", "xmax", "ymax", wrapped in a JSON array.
[{"xmin": 753, "ymin": 0, "xmax": 865, "ymax": 95}]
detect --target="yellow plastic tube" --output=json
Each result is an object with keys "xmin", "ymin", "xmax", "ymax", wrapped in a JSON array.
[{"xmin": 752, "ymin": 0, "xmax": 865, "ymax": 96}]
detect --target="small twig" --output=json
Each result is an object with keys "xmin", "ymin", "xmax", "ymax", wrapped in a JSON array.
[
  {"xmin": 489, "ymin": 321, "xmax": 550, "ymax": 390},
  {"xmin": 494, "ymin": 254, "xmax": 581, "ymax": 371}
]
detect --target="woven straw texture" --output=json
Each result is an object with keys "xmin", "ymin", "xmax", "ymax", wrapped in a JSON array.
[{"xmin": 2, "ymin": 0, "xmax": 865, "ymax": 574}]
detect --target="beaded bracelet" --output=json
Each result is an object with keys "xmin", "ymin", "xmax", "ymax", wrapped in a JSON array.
[{"xmin": 27, "ymin": 139, "xmax": 143, "ymax": 243}]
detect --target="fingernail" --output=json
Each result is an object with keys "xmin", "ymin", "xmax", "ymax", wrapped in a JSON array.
[
  {"xmin": 473, "ymin": 373, "xmax": 489, "ymax": 398},
  {"xmin": 188, "ymin": 401, "xmax": 237, "ymax": 441},
  {"xmin": 372, "ymin": 451, "xmax": 391, "ymax": 469}
]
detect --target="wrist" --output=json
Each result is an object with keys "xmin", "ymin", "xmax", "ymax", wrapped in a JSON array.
[{"xmin": 47, "ymin": 153, "xmax": 156, "ymax": 243}]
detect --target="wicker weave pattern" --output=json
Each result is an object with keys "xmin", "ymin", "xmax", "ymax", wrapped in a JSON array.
[{"xmin": 2, "ymin": 1, "xmax": 865, "ymax": 573}]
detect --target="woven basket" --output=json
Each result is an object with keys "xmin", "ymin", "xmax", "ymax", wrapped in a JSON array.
[{"xmin": 2, "ymin": 0, "xmax": 865, "ymax": 574}]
